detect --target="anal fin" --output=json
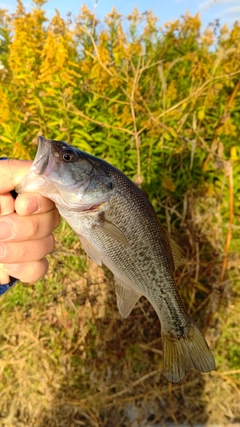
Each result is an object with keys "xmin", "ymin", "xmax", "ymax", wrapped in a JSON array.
[{"xmin": 115, "ymin": 277, "xmax": 142, "ymax": 319}]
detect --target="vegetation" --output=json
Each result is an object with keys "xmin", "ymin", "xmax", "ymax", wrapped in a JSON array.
[{"xmin": 0, "ymin": 0, "xmax": 239, "ymax": 425}]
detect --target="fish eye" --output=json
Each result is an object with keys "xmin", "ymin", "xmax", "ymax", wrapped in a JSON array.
[{"xmin": 62, "ymin": 150, "xmax": 75, "ymax": 162}]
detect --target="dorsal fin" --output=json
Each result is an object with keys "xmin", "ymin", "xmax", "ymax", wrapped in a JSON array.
[{"xmin": 168, "ymin": 234, "xmax": 188, "ymax": 270}]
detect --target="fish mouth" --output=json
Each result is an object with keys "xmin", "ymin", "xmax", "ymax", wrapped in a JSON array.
[
  {"xmin": 15, "ymin": 136, "xmax": 53, "ymax": 194},
  {"xmin": 33, "ymin": 136, "xmax": 51, "ymax": 175}
]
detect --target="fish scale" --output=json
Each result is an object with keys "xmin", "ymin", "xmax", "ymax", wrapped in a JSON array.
[
  {"xmin": 17, "ymin": 136, "xmax": 216, "ymax": 383},
  {"xmin": 95, "ymin": 192, "xmax": 185, "ymax": 322}
]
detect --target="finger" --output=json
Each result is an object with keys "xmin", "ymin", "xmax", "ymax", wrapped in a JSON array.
[
  {"xmin": 0, "ymin": 258, "xmax": 49, "ymax": 283},
  {"xmin": 0, "ymin": 209, "xmax": 60, "ymax": 242},
  {"xmin": 0, "ymin": 269, "xmax": 11, "ymax": 285},
  {"xmin": 0, "ymin": 189, "xmax": 14, "ymax": 283},
  {"xmin": 0, "ymin": 235, "xmax": 55, "ymax": 263},
  {"xmin": 0, "ymin": 159, "xmax": 31, "ymax": 193},
  {"xmin": 0, "ymin": 193, "xmax": 15, "ymax": 215},
  {"xmin": 15, "ymin": 193, "xmax": 56, "ymax": 216}
]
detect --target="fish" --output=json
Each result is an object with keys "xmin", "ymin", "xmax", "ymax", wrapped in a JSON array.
[{"xmin": 17, "ymin": 136, "xmax": 216, "ymax": 382}]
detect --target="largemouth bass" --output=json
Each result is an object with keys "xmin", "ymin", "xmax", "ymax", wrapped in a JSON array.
[{"xmin": 17, "ymin": 136, "xmax": 215, "ymax": 382}]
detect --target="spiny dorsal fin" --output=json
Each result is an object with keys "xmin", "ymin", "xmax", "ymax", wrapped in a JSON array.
[
  {"xmin": 168, "ymin": 234, "xmax": 188, "ymax": 270},
  {"xmin": 115, "ymin": 277, "xmax": 142, "ymax": 319}
]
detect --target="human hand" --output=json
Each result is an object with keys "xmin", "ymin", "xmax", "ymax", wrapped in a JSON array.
[{"xmin": 0, "ymin": 159, "xmax": 60, "ymax": 285}]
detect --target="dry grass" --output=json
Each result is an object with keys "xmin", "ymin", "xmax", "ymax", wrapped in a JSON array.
[
  {"xmin": 0, "ymin": 211, "xmax": 239, "ymax": 427},
  {"xmin": 0, "ymin": 5, "xmax": 239, "ymax": 425}
]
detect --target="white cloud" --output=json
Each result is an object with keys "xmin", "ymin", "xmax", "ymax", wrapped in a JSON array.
[
  {"xmin": 197, "ymin": 0, "xmax": 240, "ymax": 27},
  {"xmin": 200, "ymin": 0, "xmax": 240, "ymax": 8},
  {"xmin": 222, "ymin": 5, "xmax": 240, "ymax": 14},
  {"xmin": 217, "ymin": 5, "xmax": 240, "ymax": 25}
]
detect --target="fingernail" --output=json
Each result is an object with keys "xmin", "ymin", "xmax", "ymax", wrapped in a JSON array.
[
  {"xmin": 0, "ymin": 263, "xmax": 19, "ymax": 272},
  {"xmin": 0, "ymin": 244, "xmax": 6, "ymax": 259},
  {"xmin": 0, "ymin": 222, "xmax": 14, "ymax": 240},
  {"xmin": 25, "ymin": 197, "xmax": 40, "ymax": 215}
]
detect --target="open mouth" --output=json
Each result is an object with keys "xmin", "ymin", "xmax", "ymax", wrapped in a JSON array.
[
  {"xmin": 33, "ymin": 136, "xmax": 51, "ymax": 175},
  {"xmin": 15, "ymin": 136, "xmax": 53, "ymax": 194}
]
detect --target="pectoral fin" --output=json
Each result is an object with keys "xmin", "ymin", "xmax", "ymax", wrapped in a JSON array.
[
  {"xmin": 115, "ymin": 277, "xmax": 142, "ymax": 319},
  {"xmin": 79, "ymin": 235, "xmax": 102, "ymax": 266},
  {"xmin": 101, "ymin": 219, "xmax": 129, "ymax": 247}
]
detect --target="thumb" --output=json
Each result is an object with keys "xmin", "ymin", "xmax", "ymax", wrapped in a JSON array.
[{"xmin": 0, "ymin": 159, "xmax": 32, "ymax": 193}]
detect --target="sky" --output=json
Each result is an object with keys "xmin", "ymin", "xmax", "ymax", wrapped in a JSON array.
[{"xmin": 0, "ymin": 0, "xmax": 239, "ymax": 30}]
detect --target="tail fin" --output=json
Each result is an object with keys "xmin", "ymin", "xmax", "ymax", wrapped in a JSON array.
[{"xmin": 162, "ymin": 323, "xmax": 216, "ymax": 383}]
